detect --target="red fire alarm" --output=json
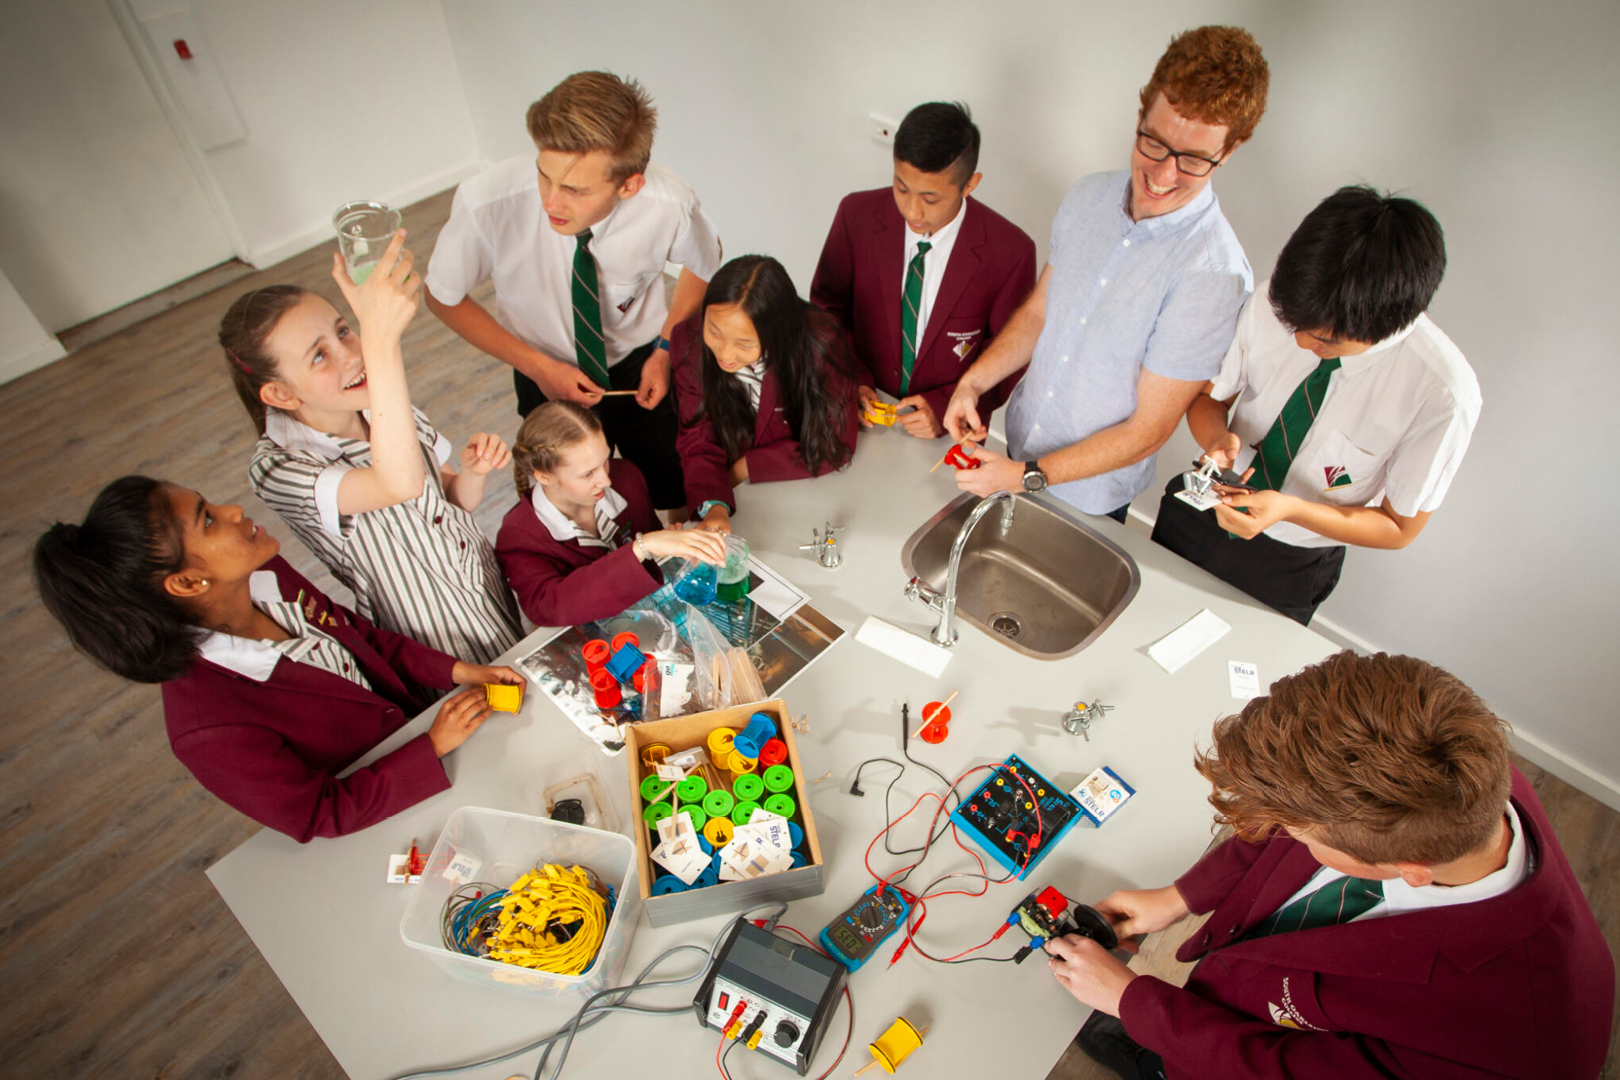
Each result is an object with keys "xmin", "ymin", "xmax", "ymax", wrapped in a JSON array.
[{"xmin": 173, "ymin": 39, "xmax": 193, "ymax": 60}]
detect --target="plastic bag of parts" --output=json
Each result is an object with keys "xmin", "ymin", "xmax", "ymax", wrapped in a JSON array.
[
  {"xmin": 534, "ymin": 750, "xmax": 619, "ymax": 834},
  {"xmin": 685, "ymin": 603, "xmax": 730, "ymax": 711}
]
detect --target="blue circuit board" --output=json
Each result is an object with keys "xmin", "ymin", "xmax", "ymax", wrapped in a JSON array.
[{"xmin": 949, "ymin": 755, "xmax": 1083, "ymax": 879}]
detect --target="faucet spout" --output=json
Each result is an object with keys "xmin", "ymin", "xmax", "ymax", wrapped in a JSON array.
[{"xmin": 920, "ymin": 490, "xmax": 1019, "ymax": 648}]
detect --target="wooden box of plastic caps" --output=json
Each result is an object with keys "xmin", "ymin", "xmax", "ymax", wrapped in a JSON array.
[{"xmin": 623, "ymin": 698, "xmax": 826, "ymax": 927}]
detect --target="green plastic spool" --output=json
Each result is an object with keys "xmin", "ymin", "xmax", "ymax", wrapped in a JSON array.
[
  {"xmin": 732, "ymin": 773, "xmax": 765, "ymax": 802},
  {"xmin": 683, "ymin": 806, "xmax": 708, "ymax": 833},
  {"xmin": 640, "ymin": 775, "xmax": 672, "ymax": 802},
  {"xmin": 702, "ymin": 789, "xmax": 735, "ymax": 819},
  {"xmin": 677, "ymin": 775, "xmax": 708, "ymax": 802},
  {"xmin": 762, "ymin": 764, "xmax": 795, "ymax": 793},
  {"xmin": 731, "ymin": 800, "xmax": 761, "ymax": 826},
  {"xmin": 764, "ymin": 793, "xmax": 796, "ymax": 820},
  {"xmin": 643, "ymin": 801, "xmax": 673, "ymax": 827}
]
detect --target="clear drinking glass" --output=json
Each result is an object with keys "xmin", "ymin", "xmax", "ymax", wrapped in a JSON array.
[{"xmin": 332, "ymin": 201, "xmax": 402, "ymax": 283}]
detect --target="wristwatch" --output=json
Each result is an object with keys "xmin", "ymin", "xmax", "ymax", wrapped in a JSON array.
[{"xmin": 1022, "ymin": 460, "xmax": 1048, "ymax": 493}]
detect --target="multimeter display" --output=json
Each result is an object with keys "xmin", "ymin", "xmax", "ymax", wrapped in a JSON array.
[{"xmin": 819, "ymin": 885, "xmax": 909, "ymax": 971}]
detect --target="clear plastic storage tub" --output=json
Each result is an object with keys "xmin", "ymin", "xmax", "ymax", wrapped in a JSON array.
[{"xmin": 399, "ymin": 806, "xmax": 641, "ymax": 996}]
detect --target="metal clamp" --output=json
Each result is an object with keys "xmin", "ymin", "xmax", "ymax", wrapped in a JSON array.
[
  {"xmin": 1061, "ymin": 699, "xmax": 1115, "ymax": 740},
  {"xmin": 799, "ymin": 522, "xmax": 844, "ymax": 569}
]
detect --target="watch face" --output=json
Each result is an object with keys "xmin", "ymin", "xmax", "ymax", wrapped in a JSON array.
[{"xmin": 1023, "ymin": 465, "xmax": 1047, "ymax": 492}]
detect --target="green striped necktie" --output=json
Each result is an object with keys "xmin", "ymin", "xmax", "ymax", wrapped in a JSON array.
[
  {"xmin": 1245, "ymin": 874, "xmax": 1384, "ymax": 940},
  {"xmin": 899, "ymin": 240, "xmax": 932, "ymax": 396},
  {"xmin": 1250, "ymin": 356, "xmax": 1341, "ymax": 491},
  {"xmin": 571, "ymin": 228, "xmax": 611, "ymax": 388}
]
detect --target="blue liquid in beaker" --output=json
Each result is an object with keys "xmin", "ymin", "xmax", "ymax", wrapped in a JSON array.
[{"xmin": 672, "ymin": 562, "xmax": 717, "ymax": 606}]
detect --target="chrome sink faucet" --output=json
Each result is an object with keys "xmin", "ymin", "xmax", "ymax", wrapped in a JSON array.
[
  {"xmin": 799, "ymin": 522, "xmax": 843, "ymax": 568},
  {"xmin": 905, "ymin": 491, "xmax": 1017, "ymax": 646}
]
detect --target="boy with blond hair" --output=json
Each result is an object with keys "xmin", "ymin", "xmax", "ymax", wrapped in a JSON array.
[{"xmin": 426, "ymin": 71, "xmax": 722, "ymax": 511}]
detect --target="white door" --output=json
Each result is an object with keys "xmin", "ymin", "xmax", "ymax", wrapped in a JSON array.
[{"xmin": 0, "ymin": 0, "xmax": 236, "ymax": 332}]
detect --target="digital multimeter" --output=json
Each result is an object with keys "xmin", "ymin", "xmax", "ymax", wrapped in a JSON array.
[{"xmin": 819, "ymin": 885, "xmax": 910, "ymax": 971}]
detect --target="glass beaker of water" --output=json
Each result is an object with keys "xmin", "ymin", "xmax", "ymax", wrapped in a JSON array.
[
  {"xmin": 332, "ymin": 201, "xmax": 402, "ymax": 284},
  {"xmin": 715, "ymin": 535, "xmax": 751, "ymax": 603}
]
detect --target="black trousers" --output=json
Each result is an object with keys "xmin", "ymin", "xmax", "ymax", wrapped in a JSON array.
[
  {"xmin": 1076, "ymin": 1012, "xmax": 1167, "ymax": 1080},
  {"xmin": 514, "ymin": 342, "xmax": 687, "ymax": 511},
  {"xmin": 1150, "ymin": 477, "xmax": 1345, "ymax": 626}
]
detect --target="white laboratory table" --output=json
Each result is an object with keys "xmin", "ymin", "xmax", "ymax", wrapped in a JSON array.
[{"xmin": 207, "ymin": 429, "xmax": 1339, "ymax": 1080}]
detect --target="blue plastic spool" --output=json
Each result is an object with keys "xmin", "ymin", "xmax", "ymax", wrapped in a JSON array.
[
  {"xmin": 789, "ymin": 822, "xmax": 804, "ymax": 851},
  {"xmin": 651, "ymin": 875, "xmax": 687, "ymax": 895},
  {"xmin": 732, "ymin": 712, "xmax": 777, "ymax": 760},
  {"xmin": 790, "ymin": 850, "xmax": 808, "ymax": 868},
  {"xmin": 694, "ymin": 866, "xmax": 719, "ymax": 889}
]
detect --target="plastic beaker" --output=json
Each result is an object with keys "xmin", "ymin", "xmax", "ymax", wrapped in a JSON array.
[
  {"xmin": 715, "ymin": 535, "xmax": 752, "ymax": 603},
  {"xmin": 332, "ymin": 201, "xmax": 402, "ymax": 284},
  {"xmin": 671, "ymin": 559, "xmax": 717, "ymax": 606}
]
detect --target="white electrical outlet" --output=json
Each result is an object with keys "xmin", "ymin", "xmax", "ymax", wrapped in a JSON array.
[{"xmin": 868, "ymin": 114, "xmax": 898, "ymax": 146}]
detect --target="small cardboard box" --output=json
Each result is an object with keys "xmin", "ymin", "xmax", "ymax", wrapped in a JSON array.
[{"xmin": 624, "ymin": 698, "xmax": 825, "ymax": 926}]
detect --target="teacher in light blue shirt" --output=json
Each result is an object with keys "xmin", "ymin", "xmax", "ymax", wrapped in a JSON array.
[{"xmin": 943, "ymin": 26, "xmax": 1268, "ymax": 520}]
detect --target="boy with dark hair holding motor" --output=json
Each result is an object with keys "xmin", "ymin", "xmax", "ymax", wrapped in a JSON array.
[
  {"xmin": 1152, "ymin": 186, "xmax": 1481, "ymax": 624},
  {"xmin": 811, "ymin": 101, "xmax": 1035, "ymax": 439},
  {"xmin": 1050, "ymin": 651, "xmax": 1613, "ymax": 1080}
]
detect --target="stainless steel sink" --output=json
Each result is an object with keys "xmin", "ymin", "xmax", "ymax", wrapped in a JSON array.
[{"xmin": 900, "ymin": 493, "xmax": 1140, "ymax": 660}]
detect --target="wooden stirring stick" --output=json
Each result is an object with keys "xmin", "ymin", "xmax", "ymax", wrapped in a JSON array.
[{"xmin": 910, "ymin": 691, "xmax": 959, "ymax": 738}]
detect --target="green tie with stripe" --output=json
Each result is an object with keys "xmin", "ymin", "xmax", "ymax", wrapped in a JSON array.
[
  {"xmin": 899, "ymin": 240, "xmax": 932, "ymax": 396},
  {"xmin": 1250, "ymin": 356, "xmax": 1341, "ymax": 491},
  {"xmin": 1244, "ymin": 873, "xmax": 1384, "ymax": 940},
  {"xmin": 571, "ymin": 228, "xmax": 611, "ymax": 389}
]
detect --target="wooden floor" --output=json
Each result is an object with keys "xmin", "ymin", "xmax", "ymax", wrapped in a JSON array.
[{"xmin": 1, "ymin": 189, "xmax": 1616, "ymax": 1080}]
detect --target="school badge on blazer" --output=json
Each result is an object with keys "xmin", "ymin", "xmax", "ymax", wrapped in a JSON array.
[
  {"xmin": 1323, "ymin": 465, "xmax": 1353, "ymax": 490},
  {"xmin": 947, "ymin": 329, "xmax": 982, "ymax": 360}
]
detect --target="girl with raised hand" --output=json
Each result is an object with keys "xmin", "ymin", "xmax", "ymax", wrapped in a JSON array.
[
  {"xmin": 33, "ymin": 478, "xmax": 524, "ymax": 841},
  {"xmin": 671, "ymin": 255, "xmax": 861, "ymax": 534},
  {"xmin": 219, "ymin": 230, "xmax": 521, "ymax": 663},
  {"xmin": 495, "ymin": 402, "xmax": 726, "ymax": 627}
]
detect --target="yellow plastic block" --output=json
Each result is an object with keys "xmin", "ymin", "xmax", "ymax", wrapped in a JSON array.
[{"xmin": 485, "ymin": 683, "xmax": 524, "ymax": 712}]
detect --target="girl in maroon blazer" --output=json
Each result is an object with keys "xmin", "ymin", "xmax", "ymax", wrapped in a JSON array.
[
  {"xmin": 495, "ymin": 402, "xmax": 725, "ymax": 627},
  {"xmin": 671, "ymin": 255, "xmax": 861, "ymax": 533},
  {"xmin": 34, "ymin": 476, "xmax": 523, "ymax": 842}
]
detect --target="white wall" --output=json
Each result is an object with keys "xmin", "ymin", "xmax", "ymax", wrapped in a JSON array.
[
  {"xmin": 439, "ymin": 0, "xmax": 1620, "ymax": 803},
  {"xmin": 0, "ymin": 268, "xmax": 67, "ymax": 384},
  {"xmin": 0, "ymin": 0, "xmax": 236, "ymax": 331},
  {"xmin": 159, "ymin": 0, "xmax": 484, "ymax": 265}
]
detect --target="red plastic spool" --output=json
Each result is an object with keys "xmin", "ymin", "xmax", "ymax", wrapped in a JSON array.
[
  {"xmin": 758, "ymin": 738, "xmax": 788, "ymax": 766},
  {"xmin": 583, "ymin": 638, "xmax": 611, "ymax": 674},
  {"xmin": 918, "ymin": 701, "xmax": 952, "ymax": 744},
  {"xmin": 611, "ymin": 631, "xmax": 640, "ymax": 654},
  {"xmin": 590, "ymin": 668, "xmax": 621, "ymax": 708}
]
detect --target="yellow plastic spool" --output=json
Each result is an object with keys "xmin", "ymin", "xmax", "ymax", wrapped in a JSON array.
[
  {"xmin": 869, "ymin": 1017, "xmax": 924, "ymax": 1073},
  {"xmin": 640, "ymin": 743, "xmax": 671, "ymax": 770},
  {"xmin": 703, "ymin": 815, "xmax": 734, "ymax": 847},
  {"xmin": 707, "ymin": 728, "xmax": 737, "ymax": 758}
]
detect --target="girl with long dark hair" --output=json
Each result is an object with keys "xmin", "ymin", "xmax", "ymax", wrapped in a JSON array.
[
  {"xmin": 33, "ymin": 477, "xmax": 523, "ymax": 841},
  {"xmin": 671, "ymin": 255, "xmax": 860, "ymax": 532}
]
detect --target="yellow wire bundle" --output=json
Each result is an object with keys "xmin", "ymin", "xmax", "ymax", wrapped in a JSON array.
[{"xmin": 485, "ymin": 864, "xmax": 609, "ymax": 976}]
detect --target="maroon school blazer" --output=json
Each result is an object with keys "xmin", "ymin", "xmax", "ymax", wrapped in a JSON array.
[
  {"xmin": 1118, "ymin": 769, "xmax": 1613, "ymax": 1079},
  {"xmin": 495, "ymin": 457, "xmax": 664, "ymax": 628},
  {"xmin": 670, "ymin": 310, "xmax": 860, "ymax": 514},
  {"xmin": 161, "ymin": 557, "xmax": 457, "ymax": 843},
  {"xmin": 810, "ymin": 188, "xmax": 1036, "ymax": 422}
]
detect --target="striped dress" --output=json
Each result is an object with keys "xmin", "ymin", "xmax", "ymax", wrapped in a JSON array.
[{"xmin": 249, "ymin": 407, "xmax": 522, "ymax": 663}]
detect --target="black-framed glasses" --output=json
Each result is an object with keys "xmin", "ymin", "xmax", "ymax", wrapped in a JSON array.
[{"xmin": 1134, "ymin": 130, "xmax": 1223, "ymax": 176}]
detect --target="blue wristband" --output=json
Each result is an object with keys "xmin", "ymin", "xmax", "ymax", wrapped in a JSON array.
[
  {"xmin": 697, "ymin": 500, "xmax": 728, "ymax": 520},
  {"xmin": 655, "ymin": 336, "xmax": 673, "ymax": 353}
]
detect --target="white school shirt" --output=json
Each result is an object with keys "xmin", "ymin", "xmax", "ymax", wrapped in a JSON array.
[
  {"xmin": 1211, "ymin": 286, "xmax": 1482, "ymax": 548},
  {"xmin": 197, "ymin": 571, "xmax": 373, "ymax": 691},
  {"xmin": 1272, "ymin": 802, "xmax": 1531, "ymax": 923},
  {"xmin": 902, "ymin": 196, "xmax": 968, "ymax": 347},
  {"xmin": 530, "ymin": 483, "xmax": 631, "ymax": 549},
  {"xmin": 730, "ymin": 360, "xmax": 766, "ymax": 414},
  {"xmin": 425, "ymin": 155, "xmax": 723, "ymax": 369},
  {"xmin": 249, "ymin": 407, "xmax": 521, "ymax": 663}
]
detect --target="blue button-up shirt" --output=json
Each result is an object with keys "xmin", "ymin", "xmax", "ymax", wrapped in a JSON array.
[{"xmin": 1005, "ymin": 171, "xmax": 1252, "ymax": 514}]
